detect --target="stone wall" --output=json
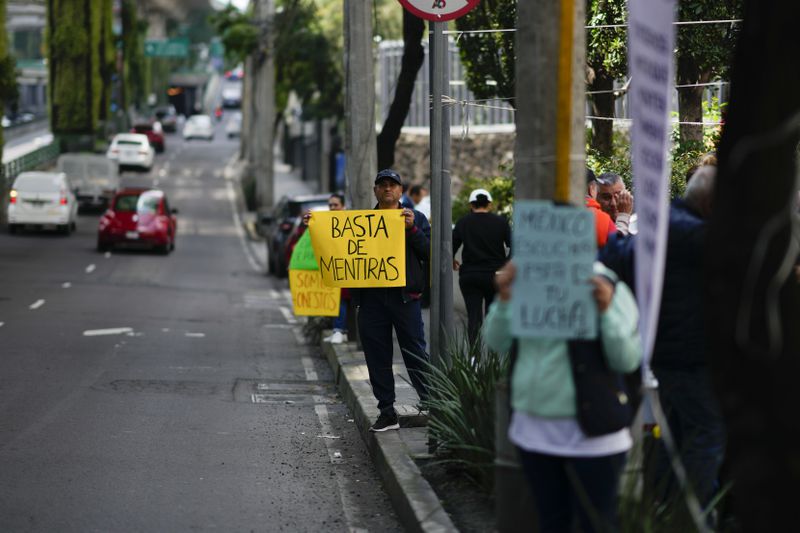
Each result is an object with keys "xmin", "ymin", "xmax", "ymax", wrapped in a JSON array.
[{"xmin": 392, "ymin": 131, "xmax": 515, "ymax": 192}]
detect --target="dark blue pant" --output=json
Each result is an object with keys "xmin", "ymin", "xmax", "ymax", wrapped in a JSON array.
[
  {"xmin": 332, "ymin": 300, "xmax": 347, "ymax": 332},
  {"xmin": 517, "ymin": 448, "xmax": 626, "ymax": 533},
  {"xmin": 652, "ymin": 368, "xmax": 726, "ymax": 509},
  {"xmin": 357, "ymin": 288, "xmax": 429, "ymax": 414},
  {"xmin": 458, "ymin": 270, "xmax": 497, "ymax": 345}
]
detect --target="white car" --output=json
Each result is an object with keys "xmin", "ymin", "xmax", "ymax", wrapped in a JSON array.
[
  {"xmin": 183, "ymin": 114, "xmax": 214, "ymax": 140},
  {"xmin": 226, "ymin": 112, "xmax": 242, "ymax": 138},
  {"xmin": 7, "ymin": 171, "xmax": 78, "ymax": 234},
  {"xmin": 107, "ymin": 133, "xmax": 155, "ymax": 171}
]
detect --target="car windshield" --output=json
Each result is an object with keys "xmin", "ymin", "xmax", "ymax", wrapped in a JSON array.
[
  {"xmin": 288, "ymin": 200, "xmax": 327, "ymax": 217},
  {"xmin": 114, "ymin": 192, "xmax": 161, "ymax": 213},
  {"xmin": 13, "ymin": 174, "xmax": 61, "ymax": 192},
  {"xmin": 188, "ymin": 116, "xmax": 210, "ymax": 126},
  {"xmin": 117, "ymin": 140, "xmax": 144, "ymax": 146}
]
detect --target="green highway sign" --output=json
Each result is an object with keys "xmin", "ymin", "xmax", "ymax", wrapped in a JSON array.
[{"xmin": 144, "ymin": 38, "xmax": 190, "ymax": 58}]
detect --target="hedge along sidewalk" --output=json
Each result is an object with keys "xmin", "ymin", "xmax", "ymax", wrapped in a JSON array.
[{"xmin": 321, "ymin": 338, "xmax": 457, "ymax": 533}]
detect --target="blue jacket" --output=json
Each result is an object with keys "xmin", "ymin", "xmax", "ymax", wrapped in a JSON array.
[{"xmin": 599, "ymin": 199, "xmax": 707, "ymax": 370}]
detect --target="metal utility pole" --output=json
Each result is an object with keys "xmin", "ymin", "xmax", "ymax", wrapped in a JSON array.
[
  {"xmin": 496, "ymin": 1, "xmax": 586, "ymax": 531},
  {"xmin": 343, "ymin": 0, "xmax": 376, "ymax": 209},
  {"xmin": 429, "ymin": 22, "xmax": 453, "ymax": 366}
]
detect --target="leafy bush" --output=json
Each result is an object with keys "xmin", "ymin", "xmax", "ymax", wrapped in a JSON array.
[
  {"xmin": 452, "ymin": 163, "xmax": 515, "ymax": 224},
  {"xmin": 418, "ymin": 334, "xmax": 509, "ymax": 491}
]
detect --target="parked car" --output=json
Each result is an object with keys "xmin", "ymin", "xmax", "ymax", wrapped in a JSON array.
[
  {"xmin": 226, "ymin": 111, "xmax": 242, "ymax": 138},
  {"xmin": 1, "ymin": 115, "xmax": 10, "ymax": 128},
  {"xmin": 107, "ymin": 133, "xmax": 155, "ymax": 171},
  {"xmin": 57, "ymin": 153, "xmax": 119, "ymax": 211},
  {"xmin": 154, "ymin": 105, "xmax": 178, "ymax": 132},
  {"xmin": 97, "ymin": 188, "xmax": 177, "ymax": 253},
  {"xmin": 7, "ymin": 171, "xmax": 78, "ymax": 235},
  {"xmin": 183, "ymin": 114, "xmax": 214, "ymax": 140},
  {"xmin": 262, "ymin": 194, "xmax": 329, "ymax": 277},
  {"xmin": 131, "ymin": 121, "xmax": 165, "ymax": 152}
]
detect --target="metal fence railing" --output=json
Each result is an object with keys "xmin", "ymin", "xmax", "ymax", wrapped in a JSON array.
[{"xmin": 2, "ymin": 142, "xmax": 60, "ymax": 184}]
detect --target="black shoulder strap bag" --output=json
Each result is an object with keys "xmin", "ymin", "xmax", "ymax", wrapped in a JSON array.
[{"xmin": 566, "ymin": 335, "xmax": 641, "ymax": 437}]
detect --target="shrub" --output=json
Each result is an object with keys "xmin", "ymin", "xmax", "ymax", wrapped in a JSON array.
[
  {"xmin": 452, "ymin": 163, "xmax": 515, "ymax": 224},
  {"xmin": 417, "ymin": 333, "xmax": 509, "ymax": 491}
]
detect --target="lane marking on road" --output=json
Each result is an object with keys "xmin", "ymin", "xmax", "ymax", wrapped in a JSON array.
[
  {"xmin": 282, "ymin": 289, "xmax": 293, "ymax": 303},
  {"xmin": 29, "ymin": 299, "xmax": 45, "ymax": 310},
  {"xmin": 269, "ymin": 289, "xmax": 281, "ymax": 299},
  {"xmin": 0, "ymin": 322, "xmax": 4, "ymax": 328},
  {"xmin": 85, "ymin": 264, "xmax": 96, "ymax": 274},
  {"xmin": 62, "ymin": 282, "xmax": 71, "ymax": 288},
  {"xmin": 104, "ymin": 252, "xmax": 111, "ymax": 259},
  {"xmin": 301, "ymin": 356, "xmax": 319, "ymax": 381},
  {"xmin": 225, "ymin": 180, "xmax": 262, "ymax": 273},
  {"xmin": 279, "ymin": 306, "xmax": 297, "ymax": 324},
  {"xmin": 185, "ymin": 332, "xmax": 206, "ymax": 338},
  {"xmin": 158, "ymin": 168, "xmax": 168, "ymax": 177},
  {"xmin": 83, "ymin": 327, "xmax": 133, "ymax": 337}
]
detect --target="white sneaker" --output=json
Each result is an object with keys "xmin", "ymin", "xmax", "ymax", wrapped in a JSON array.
[{"xmin": 330, "ymin": 331, "xmax": 345, "ymax": 344}]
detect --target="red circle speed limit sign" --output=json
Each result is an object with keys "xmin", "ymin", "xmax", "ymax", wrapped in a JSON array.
[{"xmin": 398, "ymin": 0, "xmax": 481, "ymax": 22}]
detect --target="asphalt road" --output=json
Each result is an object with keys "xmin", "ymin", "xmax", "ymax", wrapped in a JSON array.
[{"xmin": 0, "ymin": 118, "xmax": 401, "ymax": 532}]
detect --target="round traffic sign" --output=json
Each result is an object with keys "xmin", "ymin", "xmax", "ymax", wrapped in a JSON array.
[{"xmin": 397, "ymin": 0, "xmax": 481, "ymax": 22}]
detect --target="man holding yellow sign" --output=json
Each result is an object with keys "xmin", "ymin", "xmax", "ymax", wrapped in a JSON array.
[{"xmin": 308, "ymin": 169, "xmax": 431, "ymax": 432}]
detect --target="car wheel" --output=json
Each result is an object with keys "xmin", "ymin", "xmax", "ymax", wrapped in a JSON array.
[
  {"xmin": 8, "ymin": 224, "xmax": 17, "ymax": 234},
  {"xmin": 97, "ymin": 238, "xmax": 110, "ymax": 252},
  {"xmin": 156, "ymin": 243, "xmax": 170, "ymax": 255},
  {"xmin": 58, "ymin": 224, "xmax": 70, "ymax": 235},
  {"xmin": 70, "ymin": 221, "xmax": 77, "ymax": 232}
]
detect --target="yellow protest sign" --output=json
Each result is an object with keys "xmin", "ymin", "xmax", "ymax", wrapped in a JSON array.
[
  {"xmin": 308, "ymin": 210, "xmax": 406, "ymax": 288},
  {"xmin": 289, "ymin": 269, "xmax": 341, "ymax": 316}
]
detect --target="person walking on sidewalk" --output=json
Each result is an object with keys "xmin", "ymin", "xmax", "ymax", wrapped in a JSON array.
[
  {"xmin": 354, "ymin": 169, "xmax": 432, "ymax": 432},
  {"xmin": 324, "ymin": 193, "xmax": 349, "ymax": 344},
  {"xmin": 452, "ymin": 188, "xmax": 511, "ymax": 345}
]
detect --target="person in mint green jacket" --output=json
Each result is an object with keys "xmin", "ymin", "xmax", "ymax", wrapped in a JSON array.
[{"xmin": 484, "ymin": 260, "xmax": 642, "ymax": 533}]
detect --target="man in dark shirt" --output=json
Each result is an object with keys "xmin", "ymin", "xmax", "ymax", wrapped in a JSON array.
[{"xmin": 453, "ymin": 188, "xmax": 511, "ymax": 344}]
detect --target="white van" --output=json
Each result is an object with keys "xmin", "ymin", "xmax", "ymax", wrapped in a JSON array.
[
  {"xmin": 57, "ymin": 153, "xmax": 119, "ymax": 210},
  {"xmin": 7, "ymin": 171, "xmax": 78, "ymax": 234}
]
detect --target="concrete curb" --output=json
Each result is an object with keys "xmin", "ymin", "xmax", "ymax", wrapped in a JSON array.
[{"xmin": 321, "ymin": 340, "xmax": 458, "ymax": 533}]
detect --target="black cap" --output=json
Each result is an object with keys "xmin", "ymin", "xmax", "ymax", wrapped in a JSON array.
[{"xmin": 375, "ymin": 169, "xmax": 402, "ymax": 186}]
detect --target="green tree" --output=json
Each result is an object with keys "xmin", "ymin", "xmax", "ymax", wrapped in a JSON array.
[
  {"xmin": 676, "ymin": 1, "xmax": 742, "ymax": 150},
  {"xmin": 586, "ymin": 0, "xmax": 627, "ymax": 157},
  {"xmin": 121, "ymin": 0, "xmax": 148, "ymax": 111},
  {"xmin": 0, "ymin": 0, "xmax": 19, "ymax": 175},
  {"xmin": 47, "ymin": 0, "xmax": 102, "ymax": 135},
  {"xmin": 454, "ymin": 0, "xmax": 516, "ymax": 102}
]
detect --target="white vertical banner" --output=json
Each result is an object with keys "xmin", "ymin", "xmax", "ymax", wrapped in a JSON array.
[{"xmin": 628, "ymin": 0, "xmax": 676, "ymax": 366}]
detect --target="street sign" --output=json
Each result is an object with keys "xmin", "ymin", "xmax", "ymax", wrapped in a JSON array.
[
  {"xmin": 144, "ymin": 38, "xmax": 190, "ymax": 58},
  {"xmin": 397, "ymin": 0, "xmax": 480, "ymax": 22}
]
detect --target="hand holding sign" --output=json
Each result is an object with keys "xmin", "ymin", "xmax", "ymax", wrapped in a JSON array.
[{"xmin": 308, "ymin": 210, "xmax": 407, "ymax": 288}]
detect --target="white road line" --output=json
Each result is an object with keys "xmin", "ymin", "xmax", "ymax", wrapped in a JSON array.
[
  {"xmin": 62, "ymin": 282, "xmax": 72, "ymax": 288},
  {"xmin": 225, "ymin": 180, "xmax": 262, "ymax": 273},
  {"xmin": 281, "ymin": 289, "xmax": 293, "ymax": 303},
  {"xmin": 83, "ymin": 327, "xmax": 133, "ymax": 337},
  {"xmin": 185, "ymin": 332, "xmax": 206, "ymax": 338},
  {"xmin": 104, "ymin": 251, "xmax": 111, "ymax": 259},
  {"xmin": 269, "ymin": 289, "xmax": 281, "ymax": 299},
  {"xmin": 0, "ymin": 322, "xmax": 5, "ymax": 328},
  {"xmin": 301, "ymin": 356, "xmax": 319, "ymax": 381},
  {"xmin": 29, "ymin": 299, "xmax": 45, "ymax": 310},
  {"xmin": 279, "ymin": 305, "xmax": 297, "ymax": 324},
  {"xmin": 85, "ymin": 264, "xmax": 96, "ymax": 274}
]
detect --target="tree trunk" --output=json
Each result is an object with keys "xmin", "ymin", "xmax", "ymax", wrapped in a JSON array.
[
  {"xmin": 676, "ymin": 55, "xmax": 709, "ymax": 150},
  {"xmin": 589, "ymin": 71, "xmax": 614, "ymax": 157},
  {"xmin": 376, "ymin": 10, "xmax": 425, "ymax": 171},
  {"xmin": 706, "ymin": 2, "xmax": 800, "ymax": 531}
]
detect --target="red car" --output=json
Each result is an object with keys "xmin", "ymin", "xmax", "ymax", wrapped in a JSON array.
[
  {"xmin": 97, "ymin": 188, "xmax": 177, "ymax": 253},
  {"xmin": 131, "ymin": 121, "xmax": 165, "ymax": 153}
]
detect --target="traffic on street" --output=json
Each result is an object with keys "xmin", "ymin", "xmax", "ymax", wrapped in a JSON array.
[{"xmin": 0, "ymin": 119, "xmax": 401, "ymax": 531}]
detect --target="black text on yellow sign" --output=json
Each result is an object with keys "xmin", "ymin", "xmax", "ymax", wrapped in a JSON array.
[
  {"xmin": 289, "ymin": 269, "xmax": 341, "ymax": 316},
  {"xmin": 308, "ymin": 210, "xmax": 407, "ymax": 288}
]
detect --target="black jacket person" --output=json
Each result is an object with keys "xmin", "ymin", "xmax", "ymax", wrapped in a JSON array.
[{"xmin": 353, "ymin": 169, "xmax": 431, "ymax": 432}]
